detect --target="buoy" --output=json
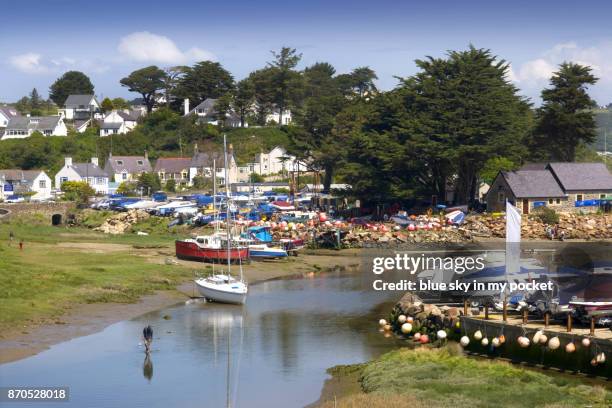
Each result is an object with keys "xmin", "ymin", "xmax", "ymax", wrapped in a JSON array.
[
  {"xmin": 596, "ymin": 352, "xmax": 606, "ymax": 364},
  {"xmin": 591, "ymin": 357, "xmax": 598, "ymax": 366},
  {"xmin": 393, "ymin": 225, "xmax": 400, "ymax": 231},
  {"xmin": 533, "ymin": 330, "xmax": 543, "ymax": 344},
  {"xmin": 401, "ymin": 323, "xmax": 413, "ymax": 334},
  {"xmin": 518, "ymin": 336, "xmax": 530, "ymax": 348},
  {"xmin": 455, "ymin": 321, "xmax": 461, "ymax": 329},
  {"xmin": 460, "ymin": 336, "xmax": 470, "ymax": 347},
  {"xmin": 406, "ymin": 316, "xmax": 414, "ymax": 324},
  {"xmin": 539, "ymin": 334, "xmax": 548, "ymax": 345},
  {"xmin": 414, "ymin": 332, "xmax": 421, "ymax": 341},
  {"xmin": 378, "ymin": 319, "xmax": 387, "ymax": 327},
  {"xmin": 383, "ymin": 324, "xmax": 392, "ymax": 332},
  {"xmin": 407, "ymin": 224, "xmax": 416, "ymax": 231},
  {"xmin": 481, "ymin": 338, "xmax": 489, "ymax": 347},
  {"xmin": 474, "ymin": 330, "xmax": 483, "ymax": 341},
  {"xmin": 436, "ymin": 330, "xmax": 447, "ymax": 340},
  {"xmin": 492, "ymin": 337, "xmax": 500, "ymax": 348},
  {"xmin": 582, "ymin": 338, "xmax": 591, "ymax": 348},
  {"xmin": 565, "ymin": 342, "xmax": 576, "ymax": 353},
  {"xmin": 499, "ymin": 334, "xmax": 506, "ymax": 344},
  {"xmin": 419, "ymin": 334, "xmax": 429, "ymax": 344},
  {"xmin": 397, "ymin": 315, "xmax": 407, "ymax": 324},
  {"xmin": 548, "ymin": 337, "xmax": 560, "ymax": 350}
]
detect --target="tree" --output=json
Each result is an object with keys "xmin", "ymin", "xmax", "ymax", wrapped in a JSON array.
[
  {"xmin": 60, "ymin": 181, "xmax": 96, "ymax": 203},
  {"xmin": 247, "ymin": 68, "xmax": 276, "ymax": 125},
  {"xmin": 267, "ymin": 47, "xmax": 303, "ymax": 125},
  {"xmin": 117, "ymin": 181, "xmax": 137, "ymax": 196},
  {"xmin": 49, "ymin": 71, "xmax": 94, "ymax": 106},
  {"xmin": 533, "ymin": 63, "xmax": 598, "ymax": 161},
  {"xmin": 164, "ymin": 179, "xmax": 176, "ymax": 193},
  {"xmin": 249, "ymin": 173, "xmax": 264, "ymax": 183},
  {"xmin": 480, "ymin": 157, "xmax": 518, "ymax": 185},
  {"xmin": 120, "ymin": 66, "xmax": 166, "ymax": 113},
  {"xmin": 137, "ymin": 172, "xmax": 161, "ymax": 194},
  {"xmin": 176, "ymin": 61, "xmax": 234, "ymax": 105},
  {"xmin": 350, "ymin": 67, "xmax": 378, "ymax": 97},
  {"xmin": 232, "ymin": 79, "xmax": 255, "ymax": 127},
  {"xmin": 101, "ymin": 97, "xmax": 114, "ymax": 113},
  {"xmin": 214, "ymin": 94, "xmax": 232, "ymax": 125},
  {"xmin": 112, "ymin": 98, "xmax": 129, "ymax": 110},
  {"xmin": 14, "ymin": 96, "xmax": 31, "ymax": 114},
  {"xmin": 30, "ymin": 88, "xmax": 41, "ymax": 110},
  {"xmin": 163, "ymin": 66, "xmax": 188, "ymax": 107}
]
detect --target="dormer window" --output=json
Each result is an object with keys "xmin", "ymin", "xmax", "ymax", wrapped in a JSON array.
[
  {"xmin": 29, "ymin": 119, "xmax": 39, "ymax": 124},
  {"xmin": 137, "ymin": 160, "xmax": 143, "ymax": 165},
  {"xmin": 116, "ymin": 160, "xmax": 124, "ymax": 165}
]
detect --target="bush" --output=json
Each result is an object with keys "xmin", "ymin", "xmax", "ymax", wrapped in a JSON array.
[
  {"xmin": 61, "ymin": 181, "xmax": 95, "ymax": 203},
  {"xmin": 535, "ymin": 206, "xmax": 559, "ymax": 225},
  {"xmin": 164, "ymin": 179, "xmax": 176, "ymax": 193}
]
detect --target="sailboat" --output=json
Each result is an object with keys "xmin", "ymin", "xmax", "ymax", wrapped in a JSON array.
[{"xmin": 195, "ymin": 135, "xmax": 248, "ymax": 305}]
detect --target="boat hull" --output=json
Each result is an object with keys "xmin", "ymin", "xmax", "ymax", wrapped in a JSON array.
[
  {"xmin": 249, "ymin": 246, "xmax": 288, "ymax": 259},
  {"xmin": 195, "ymin": 279, "xmax": 247, "ymax": 304},
  {"xmin": 175, "ymin": 241, "xmax": 248, "ymax": 263}
]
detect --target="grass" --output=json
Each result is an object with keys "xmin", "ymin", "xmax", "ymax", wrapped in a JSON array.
[
  {"xmin": 321, "ymin": 347, "xmax": 612, "ymax": 408},
  {"xmin": 0, "ymin": 218, "xmax": 194, "ymax": 331}
]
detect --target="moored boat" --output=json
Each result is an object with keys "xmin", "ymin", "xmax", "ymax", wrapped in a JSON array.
[
  {"xmin": 248, "ymin": 243, "xmax": 288, "ymax": 259},
  {"xmin": 195, "ymin": 274, "xmax": 248, "ymax": 304},
  {"xmin": 176, "ymin": 235, "xmax": 248, "ymax": 263}
]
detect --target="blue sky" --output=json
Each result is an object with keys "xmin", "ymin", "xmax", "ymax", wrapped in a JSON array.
[{"xmin": 1, "ymin": 0, "xmax": 611, "ymax": 105}]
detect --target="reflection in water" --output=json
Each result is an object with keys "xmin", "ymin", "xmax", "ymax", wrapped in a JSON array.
[{"xmin": 143, "ymin": 355, "xmax": 153, "ymax": 382}]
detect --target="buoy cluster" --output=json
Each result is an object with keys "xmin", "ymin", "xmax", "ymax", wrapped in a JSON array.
[{"xmin": 378, "ymin": 313, "xmax": 457, "ymax": 345}]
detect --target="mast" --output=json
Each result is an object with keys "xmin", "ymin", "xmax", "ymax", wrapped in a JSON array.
[{"xmin": 224, "ymin": 135, "xmax": 231, "ymax": 275}]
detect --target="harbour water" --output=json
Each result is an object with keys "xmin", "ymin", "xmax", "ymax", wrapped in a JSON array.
[{"xmin": 0, "ymin": 270, "xmax": 401, "ymax": 408}]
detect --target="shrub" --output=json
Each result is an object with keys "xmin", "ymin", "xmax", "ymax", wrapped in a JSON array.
[{"xmin": 535, "ymin": 206, "xmax": 559, "ymax": 225}]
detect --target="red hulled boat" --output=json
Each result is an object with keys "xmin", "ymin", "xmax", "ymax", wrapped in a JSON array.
[{"xmin": 176, "ymin": 234, "xmax": 248, "ymax": 263}]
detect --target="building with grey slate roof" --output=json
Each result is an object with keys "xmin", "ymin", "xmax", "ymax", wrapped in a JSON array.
[
  {"xmin": 54, "ymin": 157, "xmax": 109, "ymax": 194},
  {"xmin": 104, "ymin": 153, "xmax": 152, "ymax": 183},
  {"xmin": 1, "ymin": 115, "xmax": 67, "ymax": 139},
  {"xmin": 487, "ymin": 162, "xmax": 612, "ymax": 214},
  {"xmin": 64, "ymin": 95, "xmax": 100, "ymax": 120}
]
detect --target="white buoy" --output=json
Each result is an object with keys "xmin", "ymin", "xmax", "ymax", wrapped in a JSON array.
[
  {"xmin": 436, "ymin": 330, "xmax": 447, "ymax": 340},
  {"xmin": 379, "ymin": 319, "xmax": 387, "ymax": 327},
  {"xmin": 414, "ymin": 332, "xmax": 421, "ymax": 341},
  {"xmin": 565, "ymin": 342, "xmax": 576, "ymax": 353},
  {"xmin": 596, "ymin": 352, "xmax": 606, "ymax": 364},
  {"xmin": 481, "ymin": 338, "xmax": 489, "ymax": 347},
  {"xmin": 383, "ymin": 324, "xmax": 392, "ymax": 332},
  {"xmin": 474, "ymin": 330, "xmax": 483, "ymax": 341},
  {"xmin": 532, "ymin": 330, "xmax": 543, "ymax": 344},
  {"xmin": 406, "ymin": 316, "xmax": 414, "ymax": 324},
  {"xmin": 492, "ymin": 337, "xmax": 500, "ymax": 348},
  {"xmin": 401, "ymin": 323, "xmax": 413, "ymax": 334},
  {"xmin": 518, "ymin": 336, "xmax": 530, "ymax": 348},
  {"xmin": 582, "ymin": 338, "xmax": 591, "ymax": 348},
  {"xmin": 539, "ymin": 334, "xmax": 548, "ymax": 345},
  {"xmin": 548, "ymin": 337, "xmax": 560, "ymax": 350},
  {"xmin": 460, "ymin": 336, "xmax": 470, "ymax": 347},
  {"xmin": 397, "ymin": 315, "xmax": 407, "ymax": 324}
]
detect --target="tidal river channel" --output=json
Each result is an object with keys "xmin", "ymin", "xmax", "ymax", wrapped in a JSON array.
[{"xmin": 0, "ymin": 269, "xmax": 402, "ymax": 408}]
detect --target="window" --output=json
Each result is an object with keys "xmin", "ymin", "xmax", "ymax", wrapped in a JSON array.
[
  {"xmin": 137, "ymin": 160, "xmax": 143, "ymax": 166},
  {"xmin": 87, "ymin": 177, "xmax": 93, "ymax": 185},
  {"xmin": 159, "ymin": 172, "xmax": 165, "ymax": 180},
  {"xmin": 548, "ymin": 199, "xmax": 553, "ymax": 204},
  {"xmin": 576, "ymin": 194, "xmax": 583, "ymax": 202},
  {"xmin": 39, "ymin": 180, "xmax": 46, "ymax": 189},
  {"xmin": 97, "ymin": 177, "xmax": 105, "ymax": 185},
  {"xmin": 122, "ymin": 172, "xmax": 128, "ymax": 180},
  {"xmin": 116, "ymin": 160, "xmax": 124, "ymax": 165},
  {"xmin": 601, "ymin": 194, "xmax": 606, "ymax": 199},
  {"xmin": 60, "ymin": 177, "xmax": 68, "ymax": 184},
  {"xmin": 498, "ymin": 192, "xmax": 505, "ymax": 203},
  {"xmin": 181, "ymin": 172, "xmax": 188, "ymax": 180},
  {"xmin": 556, "ymin": 199, "xmax": 561, "ymax": 204}
]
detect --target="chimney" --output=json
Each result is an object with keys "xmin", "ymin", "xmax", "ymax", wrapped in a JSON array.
[
  {"xmin": 91, "ymin": 157, "xmax": 99, "ymax": 167},
  {"xmin": 144, "ymin": 150, "xmax": 148, "ymax": 161},
  {"xmin": 65, "ymin": 157, "xmax": 72, "ymax": 167},
  {"xmin": 184, "ymin": 98, "xmax": 190, "ymax": 115}
]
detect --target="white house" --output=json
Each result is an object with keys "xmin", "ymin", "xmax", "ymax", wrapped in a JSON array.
[
  {"xmin": 1, "ymin": 116, "xmax": 67, "ymax": 139},
  {"xmin": 99, "ymin": 110, "xmax": 140, "ymax": 136},
  {"xmin": 64, "ymin": 95, "xmax": 101, "ymax": 120},
  {"xmin": 266, "ymin": 108, "xmax": 292, "ymax": 125},
  {"xmin": 0, "ymin": 169, "xmax": 52, "ymax": 201},
  {"xmin": 55, "ymin": 157, "xmax": 109, "ymax": 194},
  {"xmin": 0, "ymin": 106, "xmax": 20, "ymax": 129},
  {"xmin": 250, "ymin": 146, "xmax": 306, "ymax": 176},
  {"xmin": 189, "ymin": 145, "xmax": 241, "ymax": 186},
  {"xmin": 103, "ymin": 153, "xmax": 152, "ymax": 183}
]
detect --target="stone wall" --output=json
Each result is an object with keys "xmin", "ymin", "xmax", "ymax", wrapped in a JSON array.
[{"xmin": 0, "ymin": 202, "xmax": 76, "ymax": 224}]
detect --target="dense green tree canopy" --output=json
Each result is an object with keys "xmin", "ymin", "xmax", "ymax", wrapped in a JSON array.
[
  {"xmin": 176, "ymin": 61, "xmax": 234, "ymax": 105},
  {"xmin": 49, "ymin": 71, "xmax": 94, "ymax": 106},
  {"xmin": 120, "ymin": 66, "xmax": 166, "ymax": 113}
]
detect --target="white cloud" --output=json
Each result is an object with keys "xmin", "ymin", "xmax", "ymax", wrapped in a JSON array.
[
  {"xmin": 118, "ymin": 31, "xmax": 215, "ymax": 64},
  {"xmin": 517, "ymin": 58, "xmax": 555, "ymax": 83},
  {"xmin": 9, "ymin": 53, "xmax": 49, "ymax": 74}
]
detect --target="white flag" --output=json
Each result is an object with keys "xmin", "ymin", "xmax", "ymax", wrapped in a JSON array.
[{"xmin": 506, "ymin": 201, "xmax": 521, "ymax": 243}]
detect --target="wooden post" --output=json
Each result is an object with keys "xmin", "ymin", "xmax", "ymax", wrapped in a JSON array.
[
  {"xmin": 463, "ymin": 300, "xmax": 468, "ymax": 316},
  {"xmin": 544, "ymin": 312, "xmax": 550, "ymax": 328},
  {"xmin": 522, "ymin": 309, "xmax": 528, "ymax": 324},
  {"xmin": 566, "ymin": 314, "xmax": 572, "ymax": 333},
  {"xmin": 484, "ymin": 304, "xmax": 489, "ymax": 320},
  {"xmin": 590, "ymin": 317, "xmax": 595, "ymax": 336},
  {"xmin": 502, "ymin": 300, "xmax": 507, "ymax": 322}
]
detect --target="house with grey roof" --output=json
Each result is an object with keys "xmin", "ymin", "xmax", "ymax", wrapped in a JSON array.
[
  {"xmin": 189, "ymin": 144, "xmax": 242, "ymax": 185},
  {"xmin": 103, "ymin": 153, "xmax": 152, "ymax": 183},
  {"xmin": 184, "ymin": 98, "xmax": 244, "ymax": 128},
  {"xmin": 1, "ymin": 116, "xmax": 67, "ymax": 140},
  {"xmin": 64, "ymin": 95, "xmax": 100, "ymax": 120},
  {"xmin": 0, "ymin": 169, "xmax": 52, "ymax": 201},
  {"xmin": 99, "ymin": 109, "xmax": 141, "ymax": 136},
  {"xmin": 486, "ymin": 162, "xmax": 612, "ymax": 214},
  {"xmin": 154, "ymin": 157, "xmax": 192, "ymax": 186},
  {"xmin": 0, "ymin": 106, "xmax": 20, "ymax": 130},
  {"xmin": 54, "ymin": 157, "xmax": 109, "ymax": 194}
]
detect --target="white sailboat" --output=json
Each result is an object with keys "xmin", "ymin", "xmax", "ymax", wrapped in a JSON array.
[{"xmin": 195, "ymin": 135, "xmax": 249, "ymax": 305}]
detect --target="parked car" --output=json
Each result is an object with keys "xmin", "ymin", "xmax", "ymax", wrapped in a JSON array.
[{"xmin": 5, "ymin": 195, "xmax": 25, "ymax": 203}]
